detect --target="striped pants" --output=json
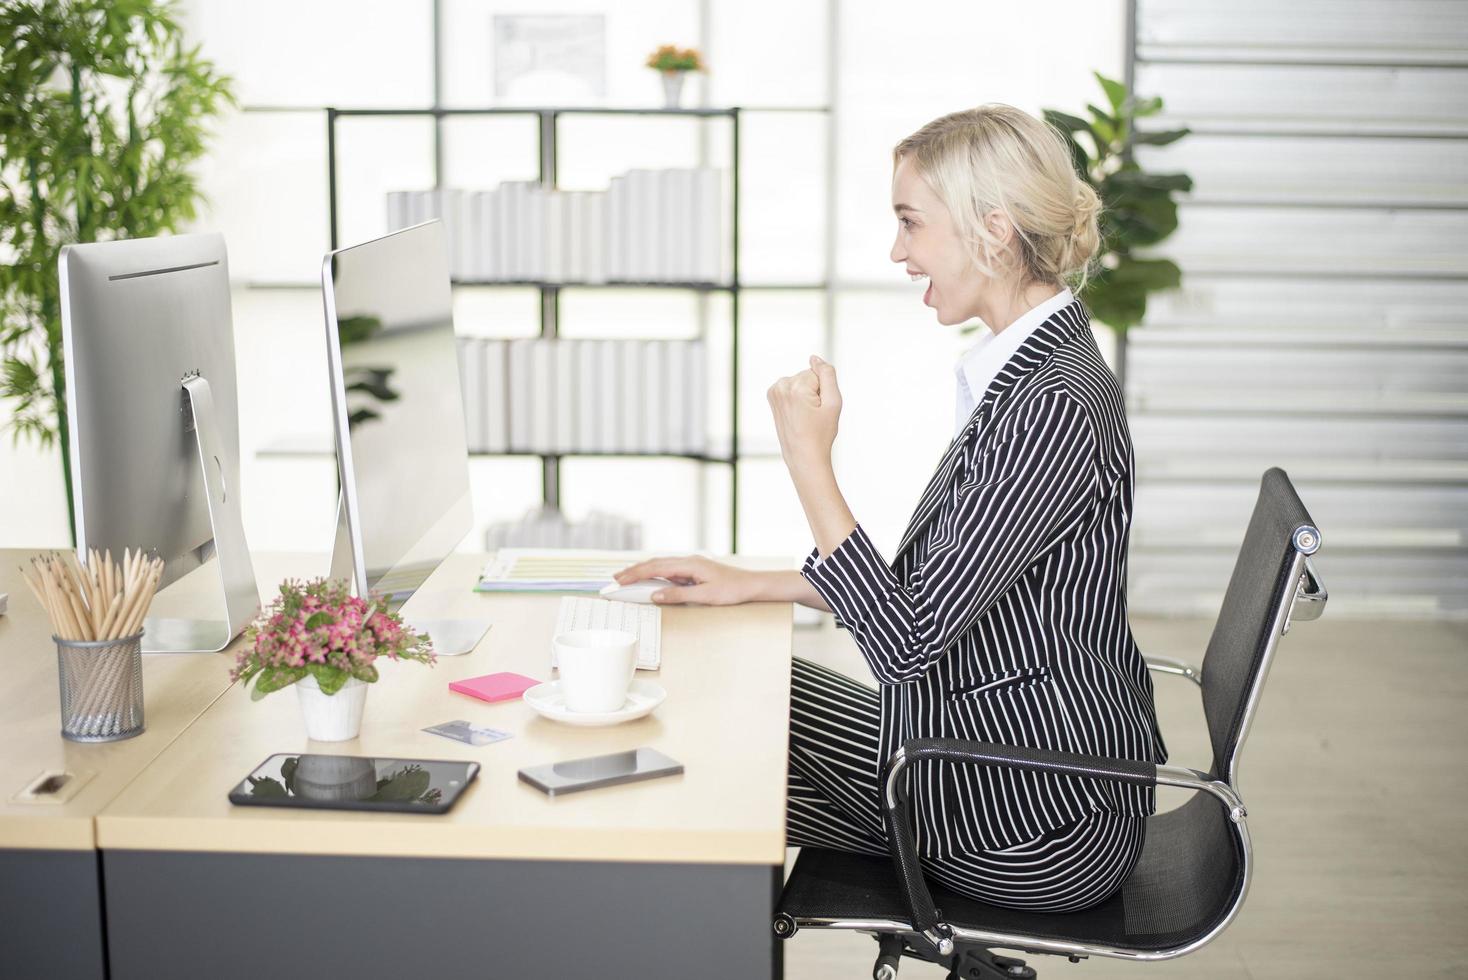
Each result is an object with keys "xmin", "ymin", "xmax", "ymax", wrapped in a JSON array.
[{"xmin": 786, "ymin": 657, "xmax": 1146, "ymax": 913}]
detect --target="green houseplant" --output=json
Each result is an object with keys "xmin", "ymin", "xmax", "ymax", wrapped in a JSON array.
[
  {"xmin": 0, "ymin": 0, "xmax": 235, "ymax": 539},
  {"xmin": 1043, "ymin": 71, "xmax": 1192, "ymax": 393}
]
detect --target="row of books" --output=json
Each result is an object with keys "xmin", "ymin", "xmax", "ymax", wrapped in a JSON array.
[
  {"xmin": 456, "ymin": 337, "xmax": 708, "ymax": 456},
  {"xmin": 387, "ymin": 167, "xmax": 723, "ymax": 284}
]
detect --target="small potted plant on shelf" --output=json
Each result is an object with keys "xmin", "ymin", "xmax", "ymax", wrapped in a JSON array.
[
  {"xmin": 645, "ymin": 44, "xmax": 705, "ymax": 108},
  {"xmin": 232, "ymin": 578, "xmax": 435, "ymax": 742}
]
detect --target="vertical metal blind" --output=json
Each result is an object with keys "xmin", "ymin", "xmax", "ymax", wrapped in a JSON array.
[{"xmin": 1126, "ymin": 0, "xmax": 1468, "ymax": 617}]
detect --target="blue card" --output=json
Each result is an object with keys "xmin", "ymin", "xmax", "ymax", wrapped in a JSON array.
[{"xmin": 423, "ymin": 719, "xmax": 512, "ymax": 746}]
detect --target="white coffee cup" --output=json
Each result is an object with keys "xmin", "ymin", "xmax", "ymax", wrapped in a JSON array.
[{"xmin": 553, "ymin": 629, "xmax": 638, "ymax": 713}]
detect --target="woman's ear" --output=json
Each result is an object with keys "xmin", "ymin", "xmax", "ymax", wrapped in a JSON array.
[{"xmin": 983, "ymin": 209, "xmax": 1014, "ymax": 248}]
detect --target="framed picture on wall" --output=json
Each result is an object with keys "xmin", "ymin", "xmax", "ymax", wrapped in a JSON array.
[{"xmin": 493, "ymin": 14, "xmax": 606, "ymax": 104}]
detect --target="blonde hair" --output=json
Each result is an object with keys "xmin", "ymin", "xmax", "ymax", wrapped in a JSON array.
[{"xmin": 894, "ymin": 104, "xmax": 1102, "ymax": 294}]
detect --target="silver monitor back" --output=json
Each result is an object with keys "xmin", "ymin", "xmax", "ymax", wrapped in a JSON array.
[
  {"xmin": 59, "ymin": 232, "xmax": 259, "ymax": 653},
  {"xmin": 322, "ymin": 220, "xmax": 474, "ymax": 609}
]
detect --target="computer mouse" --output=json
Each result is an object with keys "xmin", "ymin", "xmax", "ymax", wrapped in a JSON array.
[{"xmin": 599, "ymin": 578, "xmax": 675, "ymax": 604}]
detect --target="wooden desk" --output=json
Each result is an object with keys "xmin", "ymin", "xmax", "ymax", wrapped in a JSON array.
[
  {"xmin": 93, "ymin": 553, "xmax": 795, "ymax": 980},
  {"xmin": 0, "ymin": 549, "xmax": 259, "ymax": 851},
  {"xmin": 0, "ymin": 552, "xmax": 324, "ymax": 978}
]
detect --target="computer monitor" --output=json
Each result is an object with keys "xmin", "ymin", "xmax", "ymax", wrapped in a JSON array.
[
  {"xmin": 59, "ymin": 233, "xmax": 259, "ymax": 653},
  {"xmin": 321, "ymin": 220, "xmax": 489, "ymax": 655}
]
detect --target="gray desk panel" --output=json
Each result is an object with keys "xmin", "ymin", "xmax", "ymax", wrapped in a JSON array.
[
  {"xmin": 0, "ymin": 848, "xmax": 107, "ymax": 980},
  {"xmin": 103, "ymin": 850, "xmax": 783, "ymax": 980}
]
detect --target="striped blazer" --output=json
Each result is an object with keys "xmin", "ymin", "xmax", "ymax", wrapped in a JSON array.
[{"xmin": 801, "ymin": 297, "xmax": 1169, "ymax": 856}]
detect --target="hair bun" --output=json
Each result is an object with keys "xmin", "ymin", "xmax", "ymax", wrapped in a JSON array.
[
  {"xmin": 1073, "ymin": 183, "xmax": 1100, "ymax": 229},
  {"xmin": 1063, "ymin": 182, "xmax": 1103, "ymax": 281}
]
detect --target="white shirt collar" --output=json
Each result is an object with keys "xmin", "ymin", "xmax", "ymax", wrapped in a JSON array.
[{"xmin": 953, "ymin": 288, "xmax": 1073, "ymax": 436}]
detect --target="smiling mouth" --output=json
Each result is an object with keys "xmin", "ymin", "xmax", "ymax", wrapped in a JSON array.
[{"xmin": 905, "ymin": 270, "xmax": 933, "ymax": 305}]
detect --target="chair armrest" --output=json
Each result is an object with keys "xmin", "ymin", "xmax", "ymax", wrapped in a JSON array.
[
  {"xmin": 878, "ymin": 739, "xmax": 1244, "ymax": 958},
  {"xmin": 1285, "ymin": 554, "xmax": 1327, "ymax": 631},
  {"xmin": 1145, "ymin": 655, "xmax": 1202, "ymax": 686},
  {"xmin": 882, "ymin": 740, "xmax": 1155, "ymax": 808}
]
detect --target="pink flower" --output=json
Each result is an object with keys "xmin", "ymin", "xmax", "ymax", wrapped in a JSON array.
[{"xmin": 232, "ymin": 576, "xmax": 436, "ymax": 691}]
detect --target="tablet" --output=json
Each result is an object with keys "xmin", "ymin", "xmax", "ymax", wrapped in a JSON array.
[{"xmin": 227, "ymin": 753, "xmax": 479, "ymax": 814}]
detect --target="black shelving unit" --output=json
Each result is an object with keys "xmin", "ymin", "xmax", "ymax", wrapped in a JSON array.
[
  {"xmin": 314, "ymin": 89, "xmax": 833, "ymax": 551},
  {"xmin": 239, "ymin": 0, "xmax": 835, "ymax": 555},
  {"xmin": 325, "ymin": 104, "xmax": 756, "ymax": 546}
]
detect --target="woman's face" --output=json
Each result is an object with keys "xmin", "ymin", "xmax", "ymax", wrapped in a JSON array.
[{"xmin": 889, "ymin": 155, "xmax": 985, "ymax": 326}]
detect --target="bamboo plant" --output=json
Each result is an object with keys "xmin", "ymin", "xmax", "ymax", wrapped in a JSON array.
[{"xmin": 0, "ymin": 0, "xmax": 234, "ymax": 540}]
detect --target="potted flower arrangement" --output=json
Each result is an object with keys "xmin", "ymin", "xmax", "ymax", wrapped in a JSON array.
[
  {"xmin": 645, "ymin": 44, "xmax": 705, "ymax": 108},
  {"xmin": 231, "ymin": 578, "xmax": 435, "ymax": 741}
]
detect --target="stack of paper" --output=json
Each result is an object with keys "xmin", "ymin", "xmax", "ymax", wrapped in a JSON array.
[{"xmin": 475, "ymin": 548, "xmax": 650, "ymax": 593}]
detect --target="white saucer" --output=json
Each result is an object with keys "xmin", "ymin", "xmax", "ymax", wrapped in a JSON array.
[{"xmin": 522, "ymin": 679, "xmax": 667, "ymax": 727}]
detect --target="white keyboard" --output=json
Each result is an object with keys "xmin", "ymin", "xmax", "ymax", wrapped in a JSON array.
[{"xmin": 553, "ymin": 596, "xmax": 662, "ymax": 670}]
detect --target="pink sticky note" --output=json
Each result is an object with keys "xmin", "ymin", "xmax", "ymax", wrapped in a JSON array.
[{"xmin": 449, "ymin": 672, "xmax": 540, "ymax": 704}]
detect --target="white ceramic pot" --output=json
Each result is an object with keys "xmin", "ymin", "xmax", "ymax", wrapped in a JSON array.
[
  {"xmin": 661, "ymin": 70, "xmax": 686, "ymax": 108},
  {"xmin": 295, "ymin": 674, "xmax": 368, "ymax": 742}
]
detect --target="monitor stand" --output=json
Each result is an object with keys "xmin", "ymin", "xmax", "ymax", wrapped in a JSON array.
[
  {"xmin": 142, "ymin": 375, "xmax": 261, "ymax": 653},
  {"xmin": 329, "ymin": 497, "xmax": 491, "ymax": 657}
]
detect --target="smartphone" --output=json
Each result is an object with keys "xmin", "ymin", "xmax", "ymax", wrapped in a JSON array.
[
  {"xmin": 518, "ymin": 747, "xmax": 683, "ymax": 797},
  {"xmin": 227, "ymin": 753, "xmax": 479, "ymax": 814}
]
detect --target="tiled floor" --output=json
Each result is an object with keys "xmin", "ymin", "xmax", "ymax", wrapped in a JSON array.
[{"xmin": 782, "ymin": 615, "xmax": 1468, "ymax": 979}]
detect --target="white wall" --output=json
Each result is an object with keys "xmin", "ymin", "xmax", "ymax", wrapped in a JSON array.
[{"xmin": 0, "ymin": 0, "xmax": 1126, "ymax": 563}]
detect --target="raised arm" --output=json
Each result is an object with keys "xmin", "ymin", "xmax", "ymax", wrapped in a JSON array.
[{"xmin": 799, "ymin": 392, "xmax": 1099, "ymax": 683}]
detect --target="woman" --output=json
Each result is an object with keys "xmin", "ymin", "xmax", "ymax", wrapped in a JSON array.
[{"xmin": 615, "ymin": 104, "xmax": 1167, "ymax": 913}]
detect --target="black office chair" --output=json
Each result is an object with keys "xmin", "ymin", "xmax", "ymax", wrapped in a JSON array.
[{"xmin": 773, "ymin": 467, "xmax": 1328, "ymax": 979}]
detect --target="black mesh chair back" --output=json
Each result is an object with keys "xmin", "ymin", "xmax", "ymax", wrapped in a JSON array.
[{"xmin": 1200, "ymin": 467, "xmax": 1321, "ymax": 788}]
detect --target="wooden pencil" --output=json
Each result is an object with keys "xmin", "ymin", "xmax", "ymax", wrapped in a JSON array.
[
  {"xmin": 84, "ymin": 552, "xmax": 106, "ymax": 638},
  {"xmin": 119, "ymin": 556, "xmax": 158, "ymax": 639},
  {"xmin": 97, "ymin": 591, "xmax": 125, "ymax": 641},
  {"xmin": 44, "ymin": 564, "xmax": 79, "ymax": 640},
  {"xmin": 103, "ymin": 549, "xmax": 115, "ymax": 604},
  {"xmin": 58, "ymin": 558, "xmax": 94, "ymax": 641},
  {"xmin": 24, "ymin": 548, "xmax": 166, "ymax": 643},
  {"xmin": 20, "ymin": 564, "xmax": 53, "ymax": 627},
  {"xmin": 122, "ymin": 560, "xmax": 163, "ymax": 637}
]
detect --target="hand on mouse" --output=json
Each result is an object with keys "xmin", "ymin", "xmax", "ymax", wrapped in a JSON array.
[{"xmin": 612, "ymin": 555, "xmax": 757, "ymax": 606}]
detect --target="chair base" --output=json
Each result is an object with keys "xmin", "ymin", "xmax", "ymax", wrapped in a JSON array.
[
  {"xmin": 872, "ymin": 933, "xmax": 1065, "ymax": 980},
  {"xmin": 942, "ymin": 945, "xmax": 1057, "ymax": 980}
]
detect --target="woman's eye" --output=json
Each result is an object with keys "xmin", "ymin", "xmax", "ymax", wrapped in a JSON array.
[{"xmin": 899, "ymin": 217, "xmax": 915, "ymax": 230}]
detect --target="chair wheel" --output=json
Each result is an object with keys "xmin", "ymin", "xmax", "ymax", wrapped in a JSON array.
[
  {"xmin": 873, "ymin": 933, "xmax": 904, "ymax": 978},
  {"xmin": 953, "ymin": 951, "xmax": 1036, "ymax": 980},
  {"xmin": 991, "ymin": 956, "xmax": 1035, "ymax": 979}
]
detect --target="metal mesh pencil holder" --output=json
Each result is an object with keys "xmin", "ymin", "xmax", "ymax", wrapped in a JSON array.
[{"xmin": 56, "ymin": 632, "xmax": 145, "ymax": 742}]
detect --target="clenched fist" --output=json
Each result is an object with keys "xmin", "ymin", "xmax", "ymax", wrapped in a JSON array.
[{"xmin": 768, "ymin": 354, "xmax": 842, "ymax": 473}]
